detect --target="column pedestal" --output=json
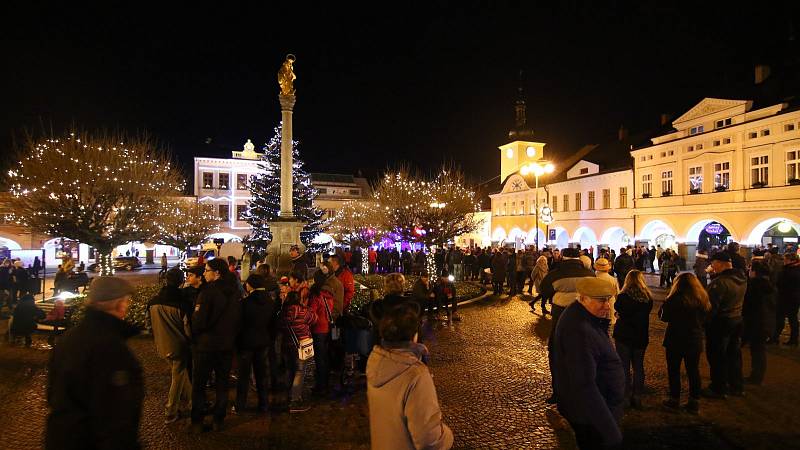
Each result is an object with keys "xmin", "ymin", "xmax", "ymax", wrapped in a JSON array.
[{"xmin": 266, "ymin": 218, "xmax": 306, "ymax": 276}]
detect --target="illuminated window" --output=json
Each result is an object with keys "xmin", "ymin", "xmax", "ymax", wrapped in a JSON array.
[
  {"xmin": 587, "ymin": 191, "xmax": 595, "ymax": 210},
  {"xmin": 603, "ymin": 189, "xmax": 611, "ymax": 209},
  {"xmin": 661, "ymin": 171, "xmax": 673, "ymax": 195},
  {"xmin": 526, "ymin": 146, "xmax": 536, "ymax": 157},
  {"xmin": 714, "ymin": 162, "xmax": 730, "ymax": 189},
  {"xmin": 236, "ymin": 204, "xmax": 248, "ymax": 220},
  {"xmin": 506, "ymin": 148, "xmax": 514, "ymax": 158},
  {"xmin": 689, "ymin": 166, "xmax": 703, "ymax": 193},
  {"xmin": 619, "ymin": 187, "xmax": 627, "ymax": 208},
  {"xmin": 642, "ymin": 174, "xmax": 652, "ymax": 196},
  {"xmin": 218, "ymin": 173, "xmax": 229, "ymax": 189},
  {"xmin": 715, "ymin": 118, "xmax": 732, "ymax": 128},
  {"xmin": 690, "ymin": 125, "xmax": 704, "ymax": 135},
  {"xmin": 218, "ymin": 204, "xmax": 229, "ymax": 221},
  {"xmin": 237, "ymin": 174, "xmax": 248, "ymax": 190},
  {"xmin": 751, "ymin": 156, "xmax": 769, "ymax": 185},
  {"xmin": 787, "ymin": 151, "xmax": 800, "ymax": 182},
  {"xmin": 520, "ymin": 200, "xmax": 525, "ymax": 215},
  {"xmin": 203, "ymin": 172, "xmax": 214, "ymax": 189}
]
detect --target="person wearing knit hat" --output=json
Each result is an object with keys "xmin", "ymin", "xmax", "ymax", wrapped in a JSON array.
[
  {"xmin": 46, "ymin": 275, "xmax": 143, "ymax": 449},
  {"xmin": 593, "ymin": 258, "xmax": 619, "ymax": 325}
]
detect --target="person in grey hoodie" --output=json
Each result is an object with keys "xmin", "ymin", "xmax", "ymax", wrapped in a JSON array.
[{"xmin": 366, "ymin": 304, "xmax": 453, "ymax": 450}]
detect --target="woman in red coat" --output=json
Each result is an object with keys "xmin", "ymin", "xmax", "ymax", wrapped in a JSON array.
[{"xmin": 309, "ymin": 269, "xmax": 335, "ymax": 394}]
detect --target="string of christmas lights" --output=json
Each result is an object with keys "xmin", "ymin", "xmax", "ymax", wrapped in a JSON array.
[{"xmin": 7, "ymin": 131, "xmax": 185, "ymax": 276}]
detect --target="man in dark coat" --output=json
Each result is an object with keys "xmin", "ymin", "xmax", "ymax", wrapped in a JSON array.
[
  {"xmin": 554, "ymin": 277, "xmax": 624, "ymax": 448},
  {"xmin": 411, "ymin": 272, "xmax": 435, "ymax": 316},
  {"xmin": 725, "ymin": 242, "xmax": 748, "ymax": 274},
  {"xmin": 46, "ymin": 276, "xmax": 142, "ymax": 450},
  {"xmin": 743, "ymin": 261, "xmax": 776, "ymax": 385},
  {"xmin": 490, "ymin": 250, "xmax": 508, "ymax": 295},
  {"xmin": 775, "ymin": 252, "xmax": 800, "ymax": 346},
  {"xmin": 539, "ymin": 248, "xmax": 596, "ymax": 404},
  {"xmin": 10, "ymin": 294, "xmax": 45, "ymax": 346},
  {"xmin": 235, "ymin": 274, "xmax": 275, "ymax": 413},
  {"xmin": 703, "ymin": 252, "xmax": 747, "ymax": 398},
  {"xmin": 613, "ymin": 248, "xmax": 635, "ymax": 288},
  {"xmin": 191, "ymin": 260, "xmax": 242, "ymax": 432},
  {"xmin": 289, "ymin": 245, "xmax": 308, "ymax": 278}
]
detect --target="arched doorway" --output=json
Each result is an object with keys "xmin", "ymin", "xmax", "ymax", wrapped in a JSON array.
[
  {"xmin": 640, "ymin": 220, "xmax": 677, "ymax": 250},
  {"xmin": 573, "ymin": 227, "xmax": 598, "ymax": 256},
  {"xmin": 747, "ymin": 218, "xmax": 800, "ymax": 251},
  {"xmin": 524, "ymin": 228, "xmax": 546, "ymax": 249},
  {"xmin": 508, "ymin": 227, "xmax": 526, "ymax": 250},
  {"xmin": 600, "ymin": 227, "xmax": 632, "ymax": 253},
  {"xmin": 0, "ymin": 237, "xmax": 22, "ymax": 260},
  {"xmin": 551, "ymin": 227, "xmax": 570, "ymax": 249},
  {"xmin": 491, "ymin": 226, "xmax": 507, "ymax": 246},
  {"xmin": 206, "ymin": 232, "xmax": 243, "ymax": 243}
]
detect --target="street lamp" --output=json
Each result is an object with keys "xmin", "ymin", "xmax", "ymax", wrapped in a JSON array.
[{"xmin": 520, "ymin": 161, "xmax": 555, "ymax": 250}]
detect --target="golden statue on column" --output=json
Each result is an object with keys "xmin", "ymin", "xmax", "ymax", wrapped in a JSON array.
[{"xmin": 278, "ymin": 54, "xmax": 296, "ymax": 95}]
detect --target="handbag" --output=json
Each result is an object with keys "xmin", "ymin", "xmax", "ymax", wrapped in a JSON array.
[
  {"xmin": 321, "ymin": 295, "xmax": 340, "ymax": 341},
  {"xmin": 288, "ymin": 323, "xmax": 315, "ymax": 361}
]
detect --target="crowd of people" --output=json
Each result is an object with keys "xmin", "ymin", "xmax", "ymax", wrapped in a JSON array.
[
  {"xmin": 531, "ymin": 242, "xmax": 800, "ymax": 449},
  {"xmin": 32, "ymin": 237, "xmax": 800, "ymax": 449}
]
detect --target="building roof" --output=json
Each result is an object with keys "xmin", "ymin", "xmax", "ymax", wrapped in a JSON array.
[{"xmin": 310, "ymin": 173, "xmax": 357, "ymax": 185}]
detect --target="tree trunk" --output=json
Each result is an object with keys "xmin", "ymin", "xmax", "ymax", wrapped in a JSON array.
[{"xmin": 360, "ymin": 247, "xmax": 369, "ymax": 276}]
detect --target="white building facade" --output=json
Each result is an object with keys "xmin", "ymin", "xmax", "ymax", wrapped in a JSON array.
[
  {"xmin": 193, "ymin": 140, "xmax": 370, "ymax": 242},
  {"xmin": 487, "ymin": 97, "xmax": 800, "ymax": 257}
]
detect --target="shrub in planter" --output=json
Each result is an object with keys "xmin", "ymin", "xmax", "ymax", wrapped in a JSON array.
[{"xmin": 66, "ymin": 283, "xmax": 161, "ymax": 329}]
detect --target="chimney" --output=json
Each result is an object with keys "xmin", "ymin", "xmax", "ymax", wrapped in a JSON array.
[
  {"xmin": 755, "ymin": 64, "xmax": 771, "ymax": 85},
  {"xmin": 618, "ymin": 125, "xmax": 628, "ymax": 142},
  {"xmin": 660, "ymin": 113, "xmax": 670, "ymax": 126}
]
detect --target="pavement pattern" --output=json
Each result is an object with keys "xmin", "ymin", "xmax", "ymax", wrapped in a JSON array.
[{"xmin": 2, "ymin": 274, "xmax": 800, "ymax": 449}]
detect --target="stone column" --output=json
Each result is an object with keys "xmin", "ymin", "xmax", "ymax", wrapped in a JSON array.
[{"xmin": 279, "ymin": 94, "xmax": 296, "ymax": 218}]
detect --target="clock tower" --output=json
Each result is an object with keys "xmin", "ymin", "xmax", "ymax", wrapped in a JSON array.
[{"xmin": 499, "ymin": 73, "xmax": 547, "ymax": 182}]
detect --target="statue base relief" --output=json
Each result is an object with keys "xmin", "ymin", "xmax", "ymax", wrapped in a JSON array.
[{"xmin": 266, "ymin": 218, "xmax": 306, "ymax": 276}]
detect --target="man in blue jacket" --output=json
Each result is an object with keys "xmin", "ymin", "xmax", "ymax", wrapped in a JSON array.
[{"xmin": 554, "ymin": 277, "xmax": 625, "ymax": 449}]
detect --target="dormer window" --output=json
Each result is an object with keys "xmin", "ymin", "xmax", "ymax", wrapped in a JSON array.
[
  {"xmin": 690, "ymin": 125, "xmax": 704, "ymax": 135},
  {"xmin": 580, "ymin": 167, "xmax": 589, "ymax": 175},
  {"xmin": 715, "ymin": 118, "xmax": 732, "ymax": 129}
]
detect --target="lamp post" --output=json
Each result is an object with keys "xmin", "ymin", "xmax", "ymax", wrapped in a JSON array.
[{"xmin": 520, "ymin": 162, "xmax": 555, "ymax": 250}]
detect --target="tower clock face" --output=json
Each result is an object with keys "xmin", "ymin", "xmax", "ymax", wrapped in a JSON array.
[{"xmin": 511, "ymin": 179, "xmax": 524, "ymax": 191}]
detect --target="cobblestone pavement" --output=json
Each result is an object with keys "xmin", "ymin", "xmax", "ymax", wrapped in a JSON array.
[{"xmin": 2, "ymin": 275, "xmax": 800, "ymax": 449}]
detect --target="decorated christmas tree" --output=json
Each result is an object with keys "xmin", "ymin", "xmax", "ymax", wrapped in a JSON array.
[{"xmin": 245, "ymin": 124, "xmax": 326, "ymax": 252}]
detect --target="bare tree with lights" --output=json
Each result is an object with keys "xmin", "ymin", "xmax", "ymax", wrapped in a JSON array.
[
  {"xmin": 7, "ymin": 131, "xmax": 185, "ymax": 276},
  {"xmin": 151, "ymin": 200, "xmax": 220, "ymax": 261},
  {"xmin": 329, "ymin": 199, "xmax": 387, "ymax": 274},
  {"xmin": 371, "ymin": 166, "xmax": 483, "ymax": 281}
]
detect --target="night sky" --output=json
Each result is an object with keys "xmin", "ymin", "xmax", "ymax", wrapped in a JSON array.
[{"xmin": 2, "ymin": 4, "xmax": 798, "ymax": 187}]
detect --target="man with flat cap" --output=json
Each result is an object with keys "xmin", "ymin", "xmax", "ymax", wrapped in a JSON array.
[
  {"xmin": 553, "ymin": 277, "xmax": 625, "ymax": 449},
  {"xmin": 46, "ymin": 276, "xmax": 143, "ymax": 450},
  {"xmin": 703, "ymin": 251, "xmax": 747, "ymax": 399}
]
